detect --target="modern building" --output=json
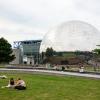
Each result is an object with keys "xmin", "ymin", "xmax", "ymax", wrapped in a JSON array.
[{"xmin": 13, "ymin": 40, "xmax": 42, "ymax": 65}]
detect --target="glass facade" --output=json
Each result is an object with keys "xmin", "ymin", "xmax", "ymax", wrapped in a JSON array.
[{"xmin": 14, "ymin": 40, "xmax": 42, "ymax": 64}]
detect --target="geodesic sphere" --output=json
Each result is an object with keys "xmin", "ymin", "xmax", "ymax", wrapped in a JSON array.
[{"xmin": 40, "ymin": 20, "xmax": 100, "ymax": 52}]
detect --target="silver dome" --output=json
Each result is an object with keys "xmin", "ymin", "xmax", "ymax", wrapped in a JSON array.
[{"xmin": 40, "ymin": 20, "xmax": 100, "ymax": 52}]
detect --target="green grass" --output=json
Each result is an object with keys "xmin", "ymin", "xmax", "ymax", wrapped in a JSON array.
[{"xmin": 0, "ymin": 73, "xmax": 100, "ymax": 100}]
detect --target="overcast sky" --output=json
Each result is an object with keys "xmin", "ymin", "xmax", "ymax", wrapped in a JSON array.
[{"xmin": 0, "ymin": 0, "xmax": 100, "ymax": 45}]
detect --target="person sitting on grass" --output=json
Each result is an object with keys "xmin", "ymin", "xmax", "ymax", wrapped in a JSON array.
[
  {"xmin": 15, "ymin": 78, "xmax": 26, "ymax": 90},
  {"xmin": 1, "ymin": 77, "xmax": 15, "ymax": 88}
]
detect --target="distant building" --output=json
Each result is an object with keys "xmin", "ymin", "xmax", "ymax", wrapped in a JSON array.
[{"xmin": 13, "ymin": 40, "xmax": 42, "ymax": 65}]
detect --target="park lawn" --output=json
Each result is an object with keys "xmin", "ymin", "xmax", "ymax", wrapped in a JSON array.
[{"xmin": 0, "ymin": 73, "xmax": 100, "ymax": 100}]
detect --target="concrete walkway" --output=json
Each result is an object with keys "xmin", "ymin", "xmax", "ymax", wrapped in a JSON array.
[{"xmin": 0, "ymin": 68, "xmax": 100, "ymax": 79}]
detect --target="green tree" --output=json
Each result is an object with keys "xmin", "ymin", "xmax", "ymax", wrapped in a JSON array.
[
  {"xmin": 93, "ymin": 49, "xmax": 100, "ymax": 55},
  {"xmin": 0, "ymin": 37, "xmax": 15, "ymax": 63},
  {"xmin": 45, "ymin": 47, "xmax": 55, "ymax": 58}
]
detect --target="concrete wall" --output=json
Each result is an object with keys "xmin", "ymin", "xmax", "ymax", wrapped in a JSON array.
[
  {"xmin": 10, "ymin": 49, "xmax": 22, "ymax": 64},
  {"xmin": 27, "ymin": 57, "xmax": 34, "ymax": 65}
]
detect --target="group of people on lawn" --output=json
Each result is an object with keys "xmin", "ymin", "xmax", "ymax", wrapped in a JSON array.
[{"xmin": 2, "ymin": 77, "xmax": 26, "ymax": 90}]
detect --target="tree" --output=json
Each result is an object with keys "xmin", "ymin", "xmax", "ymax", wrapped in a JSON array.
[
  {"xmin": 45, "ymin": 47, "xmax": 55, "ymax": 58},
  {"xmin": 93, "ymin": 49, "xmax": 100, "ymax": 55},
  {"xmin": 0, "ymin": 37, "xmax": 15, "ymax": 63}
]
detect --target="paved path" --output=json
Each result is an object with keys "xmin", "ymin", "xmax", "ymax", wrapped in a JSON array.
[{"xmin": 0, "ymin": 68, "xmax": 100, "ymax": 79}]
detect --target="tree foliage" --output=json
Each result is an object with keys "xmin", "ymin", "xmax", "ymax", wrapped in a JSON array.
[
  {"xmin": 45, "ymin": 47, "xmax": 55, "ymax": 58},
  {"xmin": 0, "ymin": 37, "xmax": 15, "ymax": 63},
  {"xmin": 93, "ymin": 49, "xmax": 100, "ymax": 55}
]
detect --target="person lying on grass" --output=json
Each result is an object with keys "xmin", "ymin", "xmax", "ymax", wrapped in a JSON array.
[
  {"xmin": 14, "ymin": 78, "xmax": 26, "ymax": 90},
  {"xmin": 0, "ymin": 75, "xmax": 7, "ymax": 79},
  {"xmin": 1, "ymin": 77, "xmax": 15, "ymax": 88}
]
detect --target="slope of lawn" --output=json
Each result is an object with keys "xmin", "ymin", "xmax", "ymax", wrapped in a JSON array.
[{"xmin": 0, "ymin": 73, "xmax": 100, "ymax": 100}]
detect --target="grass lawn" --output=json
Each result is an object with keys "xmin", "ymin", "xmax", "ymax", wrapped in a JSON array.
[{"xmin": 0, "ymin": 73, "xmax": 100, "ymax": 100}]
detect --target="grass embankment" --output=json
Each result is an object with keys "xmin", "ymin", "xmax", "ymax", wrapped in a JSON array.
[{"xmin": 0, "ymin": 73, "xmax": 100, "ymax": 100}]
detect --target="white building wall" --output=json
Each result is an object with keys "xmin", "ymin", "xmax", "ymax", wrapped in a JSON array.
[{"xmin": 10, "ymin": 49, "xmax": 22, "ymax": 64}]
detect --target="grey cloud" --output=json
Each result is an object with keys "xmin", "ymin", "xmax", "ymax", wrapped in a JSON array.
[{"xmin": 0, "ymin": 0, "xmax": 100, "ymax": 44}]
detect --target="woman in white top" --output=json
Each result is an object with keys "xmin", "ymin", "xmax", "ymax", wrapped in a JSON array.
[{"xmin": 15, "ymin": 78, "xmax": 26, "ymax": 90}]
